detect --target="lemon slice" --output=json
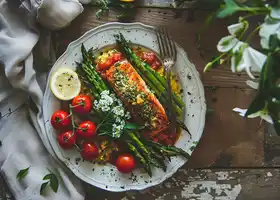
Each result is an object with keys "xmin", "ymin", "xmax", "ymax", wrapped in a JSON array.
[{"xmin": 50, "ymin": 68, "xmax": 81, "ymax": 100}]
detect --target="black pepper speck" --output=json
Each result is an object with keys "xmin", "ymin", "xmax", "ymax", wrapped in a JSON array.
[
  {"xmin": 187, "ymin": 74, "xmax": 192, "ymax": 80},
  {"xmin": 187, "ymin": 92, "xmax": 191, "ymax": 95}
]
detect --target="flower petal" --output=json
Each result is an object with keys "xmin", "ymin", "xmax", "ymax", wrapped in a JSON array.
[
  {"xmin": 232, "ymin": 107, "xmax": 247, "ymax": 117},
  {"xmin": 259, "ymin": 17, "xmax": 280, "ymax": 49},
  {"xmin": 247, "ymin": 111, "xmax": 261, "ymax": 118},
  {"xmin": 217, "ymin": 36, "xmax": 239, "ymax": 52},
  {"xmin": 246, "ymin": 80, "xmax": 259, "ymax": 90},
  {"xmin": 271, "ymin": 8, "xmax": 280, "ymax": 20},
  {"xmin": 228, "ymin": 22, "xmax": 244, "ymax": 36},
  {"xmin": 261, "ymin": 114, "xmax": 273, "ymax": 124},
  {"xmin": 230, "ymin": 42, "xmax": 266, "ymax": 79},
  {"xmin": 246, "ymin": 47, "xmax": 267, "ymax": 72}
]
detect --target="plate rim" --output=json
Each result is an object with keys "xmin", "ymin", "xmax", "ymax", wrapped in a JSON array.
[{"xmin": 43, "ymin": 22, "xmax": 206, "ymax": 192}]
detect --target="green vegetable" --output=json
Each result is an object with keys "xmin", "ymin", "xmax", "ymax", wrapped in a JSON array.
[
  {"xmin": 16, "ymin": 167, "xmax": 30, "ymax": 180},
  {"xmin": 40, "ymin": 172, "xmax": 59, "ymax": 195},
  {"xmin": 115, "ymin": 33, "xmax": 184, "ymax": 108},
  {"xmin": 115, "ymin": 33, "xmax": 190, "ymax": 133},
  {"xmin": 127, "ymin": 141, "xmax": 152, "ymax": 176}
]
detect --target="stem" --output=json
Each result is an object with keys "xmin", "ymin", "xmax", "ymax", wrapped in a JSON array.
[
  {"xmin": 95, "ymin": 112, "xmax": 112, "ymax": 132},
  {"xmin": 245, "ymin": 25, "xmax": 262, "ymax": 43},
  {"xmin": 204, "ymin": 53, "xmax": 227, "ymax": 72},
  {"xmin": 69, "ymin": 102, "xmax": 85, "ymax": 108},
  {"xmin": 240, "ymin": 7, "xmax": 270, "ymax": 14},
  {"xmin": 69, "ymin": 104, "xmax": 76, "ymax": 133}
]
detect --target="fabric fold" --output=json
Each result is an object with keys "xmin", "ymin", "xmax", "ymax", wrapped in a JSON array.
[{"xmin": 0, "ymin": 0, "xmax": 85, "ymax": 199}]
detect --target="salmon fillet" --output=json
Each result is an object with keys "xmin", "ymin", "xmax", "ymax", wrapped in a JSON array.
[{"xmin": 103, "ymin": 60, "xmax": 169, "ymax": 132}]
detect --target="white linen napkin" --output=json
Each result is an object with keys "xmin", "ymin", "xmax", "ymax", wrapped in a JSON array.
[{"xmin": 0, "ymin": 0, "xmax": 88, "ymax": 199}]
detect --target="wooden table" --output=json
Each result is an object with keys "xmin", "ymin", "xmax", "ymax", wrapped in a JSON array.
[{"xmin": 1, "ymin": 5, "xmax": 280, "ymax": 200}]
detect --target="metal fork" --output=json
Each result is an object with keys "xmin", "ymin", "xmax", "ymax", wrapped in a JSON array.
[{"xmin": 156, "ymin": 28, "xmax": 177, "ymax": 128}]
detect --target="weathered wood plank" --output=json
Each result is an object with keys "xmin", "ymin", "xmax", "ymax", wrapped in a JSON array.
[
  {"xmin": 54, "ymin": 7, "xmax": 250, "ymax": 88},
  {"xmin": 187, "ymin": 87, "xmax": 264, "ymax": 168},
  {"xmin": 84, "ymin": 168, "xmax": 280, "ymax": 200},
  {"xmin": 264, "ymin": 124, "xmax": 280, "ymax": 167}
]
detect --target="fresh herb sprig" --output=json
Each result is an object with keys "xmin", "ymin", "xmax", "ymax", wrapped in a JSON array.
[
  {"xmin": 40, "ymin": 172, "xmax": 59, "ymax": 195},
  {"xmin": 16, "ymin": 167, "xmax": 30, "ymax": 180}
]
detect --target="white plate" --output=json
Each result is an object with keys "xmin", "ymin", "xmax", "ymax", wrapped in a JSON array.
[{"xmin": 43, "ymin": 22, "xmax": 206, "ymax": 192}]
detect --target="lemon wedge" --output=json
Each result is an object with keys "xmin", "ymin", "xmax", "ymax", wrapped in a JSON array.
[{"xmin": 50, "ymin": 68, "xmax": 81, "ymax": 101}]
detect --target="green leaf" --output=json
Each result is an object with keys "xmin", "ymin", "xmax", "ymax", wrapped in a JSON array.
[
  {"xmin": 42, "ymin": 172, "xmax": 59, "ymax": 193},
  {"xmin": 43, "ymin": 174, "xmax": 53, "ymax": 181},
  {"xmin": 16, "ymin": 167, "xmax": 30, "ymax": 180},
  {"xmin": 40, "ymin": 182, "xmax": 49, "ymax": 196},
  {"xmin": 259, "ymin": 54, "xmax": 274, "ymax": 92},
  {"xmin": 217, "ymin": 0, "xmax": 241, "ymax": 18},
  {"xmin": 269, "ymin": 34, "xmax": 280, "ymax": 50},
  {"xmin": 245, "ymin": 94, "xmax": 265, "ymax": 116},
  {"xmin": 50, "ymin": 175, "xmax": 59, "ymax": 193},
  {"xmin": 267, "ymin": 100, "xmax": 280, "ymax": 135},
  {"xmin": 124, "ymin": 123, "xmax": 145, "ymax": 130}
]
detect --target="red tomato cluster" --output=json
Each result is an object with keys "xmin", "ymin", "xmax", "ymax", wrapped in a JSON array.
[
  {"xmin": 140, "ymin": 52, "xmax": 161, "ymax": 70},
  {"xmin": 97, "ymin": 52, "xmax": 123, "ymax": 71},
  {"xmin": 50, "ymin": 94, "xmax": 136, "ymax": 173},
  {"xmin": 51, "ymin": 94, "xmax": 99, "ymax": 161}
]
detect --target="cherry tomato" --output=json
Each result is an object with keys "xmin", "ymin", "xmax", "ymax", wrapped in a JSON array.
[
  {"xmin": 141, "ymin": 52, "xmax": 156, "ymax": 65},
  {"xmin": 51, "ymin": 110, "xmax": 71, "ymax": 130},
  {"xmin": 57, "ymin": 130, "xmax": 76, "ymax": 149},
  {"xmin": 76, "ymin": 121, "xmax": 97, "ymax": 138},
  {"xmin": 80, "ymin": 142, "xmax": 99, "ymax": 161},
  {"xmin": 97, "ymin": 57, "xmax": 113, "ymax": 71},
  {"xmin": 72, "ymin": 95, "xmax": 92, "ymax": 114},
  {"xmin": 115, "ymin": 154, "xmax": 136, "ymax": 173},
  {"xmin": 112, "ymin": 52, "xmax": 122, "ymax": 63},
  {"xmin": 151, "ymin": 60, "xmax": 161, "ymax": 70}
]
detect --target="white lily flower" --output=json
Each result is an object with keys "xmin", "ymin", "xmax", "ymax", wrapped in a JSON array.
[
  {"xmin": 259, "ymin": 9, "xmax": 280, "ymax": 49},
  {"xmin": 230, "ymin": 41, "xmax": 267, "ymax": 79},
  {"xmin": 217, "ymin": 22, "xmax": 267, "ymax": 79},
  {"xmin": 233, "ymin": 107, "xmax": 273, "ymax": 124},
  {"xmin": 217, "ymin": 22, "xmax": 245, "ymax": 52}
]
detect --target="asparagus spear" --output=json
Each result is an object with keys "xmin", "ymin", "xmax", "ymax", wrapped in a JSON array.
[
  {"xmin": 148, "ymin": 147, "xmax": 167, "ymax": 172},
  {"xmin": 148, "ymin": 140, "xmax": 190, "ymax": 159},
  {"xmin": 127, "ymin": 142, "xmax": 152, "ymax": 176},
  {"xmin": 134, "ymin": 66, "xmax": 182, "ymax": 116},
  {"xmin": 115, "ymin": 33, "xmax": 184, "ymax": 108},
  {"xmin": 115, "ymin": 34, "xmax": 191, "ymax": 135}
]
